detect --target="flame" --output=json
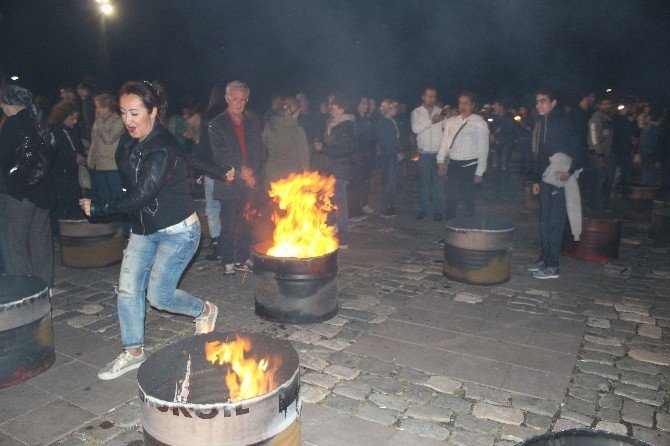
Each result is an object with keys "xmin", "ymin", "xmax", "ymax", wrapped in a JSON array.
[
  {"xmin": 266, "ymin": 171, "xmax": 338, "ymax": 258},
  {"xmin": 205, "ymin": 336, "xmax": 280, "ymax": 402}
]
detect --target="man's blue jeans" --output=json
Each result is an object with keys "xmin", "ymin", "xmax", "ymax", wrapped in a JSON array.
[
  {"xmin": 380, "ymin": 155, "xmax": 398, "ymax": 210},
  {"xmin": 204, "ymin": 176, "xmax": 221, "ymax": 239},
  {"xmin": 117, "ymin": 219, "xmax": 204, "ymax": 349},
  {"xmin": 589, "ymin": 154, "xmax": 616, "ymax": 209},
  {"xmin": 418, "ymin": 152, "xmax": 445, "ymax": 215}
]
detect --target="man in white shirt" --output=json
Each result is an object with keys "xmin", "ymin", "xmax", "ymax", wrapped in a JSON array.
[
  {"xmin": 437, "ymin": 91, "xmax": 489, "ymax": 220},
  {"xmin": 411, "ymin": 87, "xmax": 446, "ymax": 221}
]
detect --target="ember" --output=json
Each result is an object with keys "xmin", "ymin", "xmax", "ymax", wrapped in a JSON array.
[
  {"xmin": 205, "ymin": 335, "xmax": 281, "ymax": 402},
  {"xmin": 266, "ymin": 171, "xmax": 338, "ymax": 258}
]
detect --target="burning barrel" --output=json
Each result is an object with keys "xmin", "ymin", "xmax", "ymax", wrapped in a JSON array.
[
  {"xmin": 562, "ymin": 209, "xmax": 622, "ymax": 263},
  {"xmin": 615, "ymin": 184, "xmax": 660, "ymax": 220},
  {"xmin": 650, "ymin": 198, "xmax": 670, "ymax": 241},
  {"xmin": 59, "ymin": 218, "xmax": 124, "ymax": 268},
  {"xmin": 138, "ymin": 332, "xmax": 300, "ymax": 446},
  {"xmin": 519, "ymin": 428, "xmax": 652, "ymax": 445},
  {"xmin": 443, "ymin": 218, "xmax": 514, "ymax": 285},
  {"xmin": 253, "ymin": 242, "xmax": 338, "ymax": 324},
  {"xmin": 0, "ymin": 275, "xmax": 55, "ymax": 388}
]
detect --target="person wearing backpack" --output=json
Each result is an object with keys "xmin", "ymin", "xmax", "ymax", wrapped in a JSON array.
[{"xmin": 0, "ymin": 85, "xmax": 56, "ymax": 286}]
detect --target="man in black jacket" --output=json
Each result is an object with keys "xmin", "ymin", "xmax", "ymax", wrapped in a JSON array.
[
  {"xmin": 205, "ymin": 81, "xmax": 266, "ymax": 275},
  {"xmin": 529, "ymin": 88, "xmax": 584, "ymax": 279}
]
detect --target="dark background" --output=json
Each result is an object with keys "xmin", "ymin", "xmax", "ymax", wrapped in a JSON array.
[{"xmin": 1, "ymin": 0, "xmax": 669, "ymax": 112}]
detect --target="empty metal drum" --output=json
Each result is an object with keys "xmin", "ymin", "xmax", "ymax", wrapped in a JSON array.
[
  {"xmin": 443, "ymin": 218, "xmax": 514, "ymax": 285},
  {"xmin": 138, "ymin": 332, "xmax": 301, "ymax": 446},
  {"xmin": 519, "ymin": 428, "xmax": 651, "ymax": 445},
  {"xmin": 252, "ymin": 242, "xmax": 338, "ymax": 324},
  {"xmin": 650, "ymin": 198, "xmax": 670, "ymax": 241},
  {"xmin": 615, "ymin": 184, "xmax": 659, "ymax": 220},
  {"xmin": 562, "ymin": 210, "xmax": 622, "ymax": 263},
  {"xmin": 59, "ymin": 218, "xmax": 124, "ymax": 268},
  {"xmin": 0, "ymin": 275, "xmax": 55, "ymax": 388},
  {"xmin": 524, "ymin": 180, "xmax": 541, "ymax": 210}
]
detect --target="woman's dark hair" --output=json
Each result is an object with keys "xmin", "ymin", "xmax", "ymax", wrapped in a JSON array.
[
  {"xmin": 94, "ymin": 93, "xmax": 119, "ymax": 114},
  {"xmin": 330, "ymin": 93, "xmax": 355, "ymax": 114},
  {"xmin": 46, "ymin": 101, "xmax": 79, "ymax": 127},
  {"xmin": 118, "ymin": 80, "xmax": 167, "ymax": 122},
  {"xmin": 535, "ymin": 87, "xmax": 556, "ymax": 102},
  {"xmin": 208, "ymin": 83, "xmax": 227, "ymax": 111},
  {"xmin": 458, "ymin": 91, "xmax": 477, "ymax": 105}
]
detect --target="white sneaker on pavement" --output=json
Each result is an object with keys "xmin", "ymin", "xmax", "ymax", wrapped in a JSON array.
[{"xmin": 98, "ymin": 349, "xmax": 146, "ymax": 380}]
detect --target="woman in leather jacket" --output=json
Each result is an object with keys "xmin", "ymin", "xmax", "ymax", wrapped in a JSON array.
[{"xmin": 79, "ymin": 81, "xmax": 233, "ymax": 380}]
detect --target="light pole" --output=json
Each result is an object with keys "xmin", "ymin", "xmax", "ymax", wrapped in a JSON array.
[{"xmin": 95, "ymin": 0, "xmax": 114, "ymax": 89}]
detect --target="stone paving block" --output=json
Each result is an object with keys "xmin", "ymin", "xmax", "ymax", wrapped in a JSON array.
[
  {"xmin": 620, "ymin": 312, "xmax": 656, "ymax": 325},
  {"xmin": 564, "ymin": 396, "xmax": 596, "ymax": 417},
  {"xmin": 622, "ymin": 399, "xmax": 655, "ymax": 428},
  {"xmin": 503, "ymin": 366, "xmax": 569, "ymax": 401},
  {"xmin": 332, "ymin": 385, "xmax": 368, "ymax": 401},
  {"xmin": 354, "ymin": 403, "xmax": 400, "ymax": 427},
  {"xmin": 314, "ymin": 339, "xmax": 351, "ymax": 351},
  {"xmin": 431, "ymin": 394, "xmax": 472, "ymax": 413},
  {"xmin": 568, "ymin": 385, "xmax": 598, "ymax": 403},
  {"xmin": 580, "ymin": 351, "xmax": 617, "ymax": 365},
  {"xmin": 584, "ymin": 334, "xmax": 623, "ymax": 347},
  {"xmin": 611, "ymin": 319, "xmax": 637, "ymax": 334},
  {"xmin": 621, "ymin": 369, "xmax": 662, "ymax": 390},
  {"xmin": 614, "ymin": 383, "xmax": 664, "ymax": 407},
  {"xmin": 322, "ymin": 394, "xmax": 362, "ymax": 414},
  {"xmin": 525, "ymin": 412, "xmax": 553, "ymax": 431},
  {"xmin": 616, "ymin": 357, "xmax": 660, "ymax": 375},
  {"xmin": 1, "ymin": 400, "xmax": 95, "ymax": 446},
  {"xmin": 76, "ymin": 418, "xmax": 123, "ymax": 444},
  {"xmin": 587, "ymin": 317, "xmax": 611, "ymax": 329},
  {"xmin": 632, "ymin": 426, "xmax": 670, "ymax": 446},
  {"xmin": 369, "ymin": 393, "xmax": 409, "ymax": 411},
  {"xmin": 0, "ymin": 432, "xmax": 26, "ymax": 446},
  {"xmin": 387, "ymin": 430, "xmax": 445, "ymax": 446},
  {"xmin": 323, "ymin": 365, "xmax": 359, "ymax": 380},
  {"xmin": 500, "ymin": 425, "xmax": 540, "ymax": 443},
  {"xmin": 0, "ymin": 384, "xmax": 57, "ymax": 424},
  {"xmin": 394, "ymin": 366, "xmax": 430, "ymax": 383},
  {"xmin": 615, "ymin": 303, "xmax": 650, "ymax": 315},
  {"xmin": 454, "ymin": 412, "xmax": 502, "ymax": 434},
  {"xmin": 422, "ymin": 375, "xmax": 462, "ymax": 394},
  {"xmin": 340, "ymin": 299, "xmax": 371, "ymax": 311},
  {"xmin": 512, "ymin": 395, "xmax": 560, "ymax": 417},
  {"xmin": 28, "ymin": 360, "xmax": 99, "ymax": 397},
  {"xmin": 571, "ymin": 372, "xmax": 610, "ymax": 391},
  {"xmin": 288, "ymin": 330, "xmax": 322, "ymax": 344},
  {"xmin": 449, "ymin": 429, "xmax": 495, "ymax": 446},
  {"xmin": 101, "ymin": 428, "xmax": 144, "ymax": 446},
  {"xmin": 323, "ymin": 315, "xmax": 348, "ymax": 326},
  {"xmin": 299, "ymin": 354, "xmax": 329, "ymax": 371},
  {"xmin": 398, "ymin": 418, "xmax": 450, "ymax": 441},
  {"xmin": 599, "ymin": 393, "xmax": 624, "ymax": 410},
  {"xmin": 595, "ymin": 421, "xmax": 628, "ymax": 435},
  {"xmin": 656, "ymin": 412, "xmax": 670, "ymax": 432},
  {"xmin": 300, "ymin": 383, "xmax": 330, "ymax": 403},
  {"xmin": 583, "ymin": 341, "xmax": 626, "ymax": 357},
  {"xmin": 61, "ymin": 377, "xmax": 138, "ymax": 415},
  {"xmin": 104, "ymin": 399, "xmax": 141, "ymax": 429},
  {"xmin": 464, "ymin": 383, "xmax": 511, "ymax": 406},
  {"xmin": 553, "ymin": 418, "xmax": 589, "ymax": 431},
  {"xmin": 560, "ymin": 409, "xmax": 594, "ymax": 426},
  {"xmin": 454, "ymin": 292, "xmax": 483, "ymax": 304},
  {"xmin": 472, "ymin": 402, "xmax": 523, "ymax": 425},
  {"xmin": 628, "ymin": 349, "xmax": 670, "ymax": 366},
  {"xmin": 639, "ymin": 324, "xmax": 663, "ymax": 339},
  {"xmin": 577, "ymin": 361, "xmax": 619, "ymax": 380},
  {"xmin": 302, "ymin": 372, "xmax": 340, "ymax": 389},
  {"xmin": 405, "ymin": 404, "xmax": 452, "ymax": 423},
  {"xmin": 357, "ymin": 374, "xmax": 405, "ymax": 394}
]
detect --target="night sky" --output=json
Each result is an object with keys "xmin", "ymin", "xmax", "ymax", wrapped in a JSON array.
[{"xmin": 1, "ymin": 0, "xmax": 669, "ymax": 112}]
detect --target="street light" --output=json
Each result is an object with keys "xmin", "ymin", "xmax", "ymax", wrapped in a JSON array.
[
  {"xmin": 10, "ymin": 76, "xmax": 19, "ymax": 81},
  {"xmin": 100, "ymin": 3, "xmax": 114, "ymax": 15}
]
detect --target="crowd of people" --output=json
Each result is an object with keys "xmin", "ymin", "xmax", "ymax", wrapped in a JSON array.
[{"xmin": 1, "ymin": 77, "xmax": 669, "ymax": 379}]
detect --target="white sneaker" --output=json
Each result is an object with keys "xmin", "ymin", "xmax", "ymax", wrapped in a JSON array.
[
  {"xmin": 98, "ymin": 349, "xmax": 146, "ymax": 380},
  {"xmin": 195, "ymin": 301, "xmax": 218, "ymax": 335}
]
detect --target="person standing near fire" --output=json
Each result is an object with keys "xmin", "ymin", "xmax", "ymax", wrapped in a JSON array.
[
  {"xmin": 437, "ymin": 91, "xmax": 489, "ymax": 220},
  {"xmin": 206, "ymin": 80, "xmax": 267, "ymax": 275},
  {"xmin": 79, "ymin": 81, "xmax": 230, "ymax": 380}
]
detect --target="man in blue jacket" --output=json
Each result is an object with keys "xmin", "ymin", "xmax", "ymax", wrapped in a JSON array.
[{"xmin": 529, "ymin": 88, "xmax": 584, "ymax": 279}]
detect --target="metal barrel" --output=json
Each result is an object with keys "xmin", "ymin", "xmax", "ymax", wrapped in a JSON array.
[
  {"xmin": 524, "ymin": 180, "xmax": 541, "ymax": 210},
  {"xmin": 615, "ymin": 184, "xmax": 660, "ymax": 220},
  {"xmin": 138, "ymin": 333, "xmax": 301, "ymax": 446},
  {"xmin": 562, "ymin": 209, "xmax": 622, "ymax": 263},
  {"xmin": 252, "ymin": 242, "xmax": 338, "ymax": 324},
  {"xmin": 0, "ymin": 275, "xmax": 55, "ymax": 388},
  {"xmin": 519, "ymin": 428, "xmax": 651, "ymax": 445},
  {"xmin": 59, "ymin": 218, "xmax": 124, "ymax": 268},
  {"xmin": 443, "ymin": 218, "xmax": 514, "ymax": 286},
  {"xmin": 650, "ymin": 198, "xmax": 670, "ymax": 242}
]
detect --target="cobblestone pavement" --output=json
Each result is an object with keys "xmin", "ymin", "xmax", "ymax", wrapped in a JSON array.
[{"xmin": 1, "ymin": 167, "xmax": 669, "ymax": 446}]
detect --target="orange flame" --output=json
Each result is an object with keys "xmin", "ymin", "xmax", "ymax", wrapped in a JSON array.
[
  {"xmin": 266, "ymin": 171, "xmax": 338, "ymax": 258},
  {"xmin": 204, "ymin": 336, "xmax": 280, "ymax": 402}
]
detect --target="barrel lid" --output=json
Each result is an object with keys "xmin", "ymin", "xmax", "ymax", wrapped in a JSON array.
[
  {"xmin": 0, "ymin": 275, "xmax": 48, "ymax": 305},
  {"xmin": 445, "ymin": 217, "xmax": 514, "ymax": 232}
]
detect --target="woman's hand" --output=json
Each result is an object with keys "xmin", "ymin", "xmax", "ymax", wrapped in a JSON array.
[
  {"xmin": 79, "ymin": 198, "xmax": 92, "ymax": 217},
  {"xmin": 76, "ymin": 154, "xmax": 87, "ymax": 167},
  {"xmin": 226, "ymin": 167, "xmax": 235, "ymax": 183},
  {"xmin": 532, "ymin": 183, "xmax": 540, "ymax": 195}
]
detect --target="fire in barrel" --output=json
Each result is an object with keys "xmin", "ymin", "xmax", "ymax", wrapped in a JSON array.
[
  {"xmin": 253, "ymin": 171, "xmax": 339, "ymax": 323},
  {"xmin": 139, "ymin": 332, "xmax": 300, "ymax": 446}
]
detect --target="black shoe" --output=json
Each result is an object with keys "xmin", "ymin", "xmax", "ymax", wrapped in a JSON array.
[
  {"xmin": 433, "ymin": 214, "xmax": 443, "ymax": 222},
  {"xmin": 436, "ymin": 238, "xmax": 446, "ymax": 246},
  {"xmin": 205, "ymin": 238, "xmax": 220, "ymax": 261},
  {"xmin": 416, "ymin": 211, "xmax": 427, "ymax": 221}
]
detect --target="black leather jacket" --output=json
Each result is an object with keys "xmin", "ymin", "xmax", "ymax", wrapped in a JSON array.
[{"xmin": 90, "ymin": 125, "xmax": 228, "ymax": 235}]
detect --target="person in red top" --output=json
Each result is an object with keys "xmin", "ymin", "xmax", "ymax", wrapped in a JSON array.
[{"xmin": 203, "ymin": 81, "xmax": 266, "ymax": 276}]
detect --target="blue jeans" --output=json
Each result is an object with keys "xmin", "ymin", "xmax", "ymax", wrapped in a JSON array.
[
  {"xmin": 539, "ymin": 183, "xmax": 567, "ymax": 268},
  {"xmin": 92, "ymin": 171, "xmax": 123, "ymax": 201},
  {"xmin": 117, "ymin": 219, "xmax": 204, "ymax": 349},
  {"xmin": 204, "ymin": 176, "xmax": 221, "ymax": 239},
  {"xmin": 381, "ymin": 155, "xmax": 398, "ymax": 210},
  {"xmin": 332, "ymin": 179, "xmax": 349, "ymax": 245},
  {"xmin": 418, "ymin": 152, "xmax": 445, "ymax": 215}
]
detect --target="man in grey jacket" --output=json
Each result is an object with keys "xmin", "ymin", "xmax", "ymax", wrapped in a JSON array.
[{"xmin": 587, "ymin": 96, "xmax": 614, "ymax": 209}]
